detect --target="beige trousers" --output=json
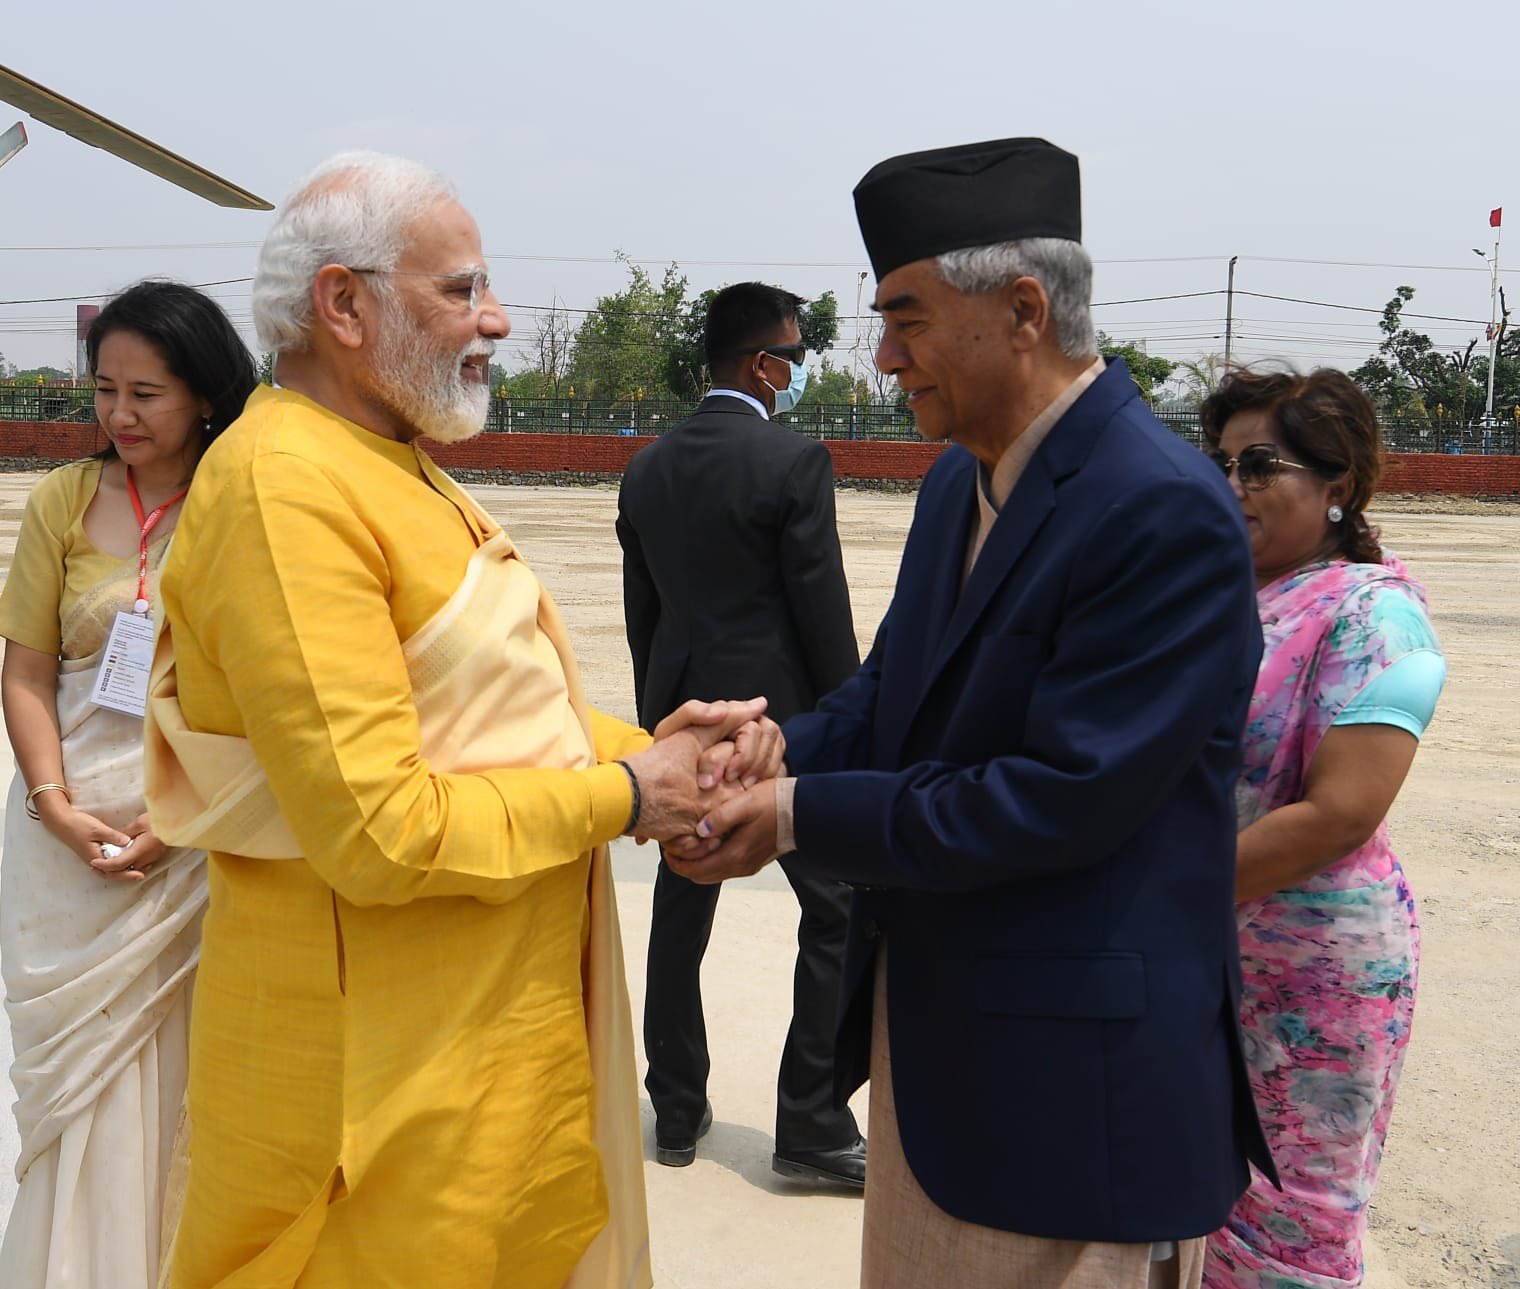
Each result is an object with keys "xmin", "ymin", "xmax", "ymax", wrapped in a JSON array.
[{"xmin": 859, "ymin": 951, "xmax": 1204, "ymax": 1289}]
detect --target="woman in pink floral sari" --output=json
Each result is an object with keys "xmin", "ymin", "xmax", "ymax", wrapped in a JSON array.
[{"xmin": 1198, "ymin": 369, "xmax": 1445, "ymax": 1289}]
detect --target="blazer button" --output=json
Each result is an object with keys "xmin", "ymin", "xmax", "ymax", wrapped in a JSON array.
[{"xmin": 863, "ymin": 919, "xmax": 881, "ymax": 941}]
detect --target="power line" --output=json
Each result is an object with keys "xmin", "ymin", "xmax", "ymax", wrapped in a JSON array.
[
  {"xmin": 2, "ymin": 241, "xmax": 1517, "ymax": 280},
  {"xmin": 1241, "ymin": 254, "xmax": 1511, "ymax": 275},
  {"xmin": 0, "ymin": 277, "xmax": 253, "ymax": 305},
  {"xmin": 1234, "ymin": 289, "xmax": 1485, "ymax": 324}
]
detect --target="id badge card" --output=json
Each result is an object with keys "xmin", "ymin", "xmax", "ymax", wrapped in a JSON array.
[{"xmin": 90, "ymin": 611, "xmax": 156, "ymax": 718}]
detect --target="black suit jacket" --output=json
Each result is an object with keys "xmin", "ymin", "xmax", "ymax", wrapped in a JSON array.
[{"xmin": 617, "ymin": 395, "xmax": 858, "ymax": 727}]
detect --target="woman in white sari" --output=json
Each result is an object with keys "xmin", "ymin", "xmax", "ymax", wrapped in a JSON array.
[{"xmin": 0, "ymin": 281, "xmax": 256, "ymax": 1287}]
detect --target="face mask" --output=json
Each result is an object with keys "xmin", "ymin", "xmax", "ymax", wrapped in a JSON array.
[{"xmin": 766, "ymin": 359, "xmax": 809, "ymax": 415}]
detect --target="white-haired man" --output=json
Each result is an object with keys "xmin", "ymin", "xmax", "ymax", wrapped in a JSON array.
[
  {"xmin": 143, "ymin": 152, "xmax": 772, "ymax": 1288},
  {"xmin": 674, "ymin": 138, "xmax": 1277, "ymax": 1288}
]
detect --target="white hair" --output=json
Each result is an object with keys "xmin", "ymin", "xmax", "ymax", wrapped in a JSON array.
[
  {"xmin": 936, "ymin": 238, "xmax": 1097, "ymax": 361},
  {"xmin": 252, "ymin": 151, "xmax": 457, "ymax": 353}
]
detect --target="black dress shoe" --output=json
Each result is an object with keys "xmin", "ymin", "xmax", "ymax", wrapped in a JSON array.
[
  {"xmin": 654, "ymin": 1099, "xmax": 713, "ymax": 1168},
  {"xmin": 772, "ymin": 1134, "xmax": 867, "ymax": 1189}
]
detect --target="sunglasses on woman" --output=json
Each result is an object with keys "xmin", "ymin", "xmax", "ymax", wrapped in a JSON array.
[{"xmin": 1205, "ymin": 443, "xmax": 1320, "ymax": 492}]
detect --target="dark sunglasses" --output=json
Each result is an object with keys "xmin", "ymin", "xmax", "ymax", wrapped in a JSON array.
[
  {"xmin": 1205, "ymin": 443, "xmax": 1321, "ymax": 491},
  {"xmin": 753, "ymin": 343, "xmax": 808, "ymax": 366}
]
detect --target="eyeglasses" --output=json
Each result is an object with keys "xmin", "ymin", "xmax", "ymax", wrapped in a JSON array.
[
  {"xmin": 347, "ymin": 267, "xmax": 492, "ymax": 311},
  {"xmin": 751, "ymin": 343, "xmax": 808, "ymax": 366},
  {"xmin": 1205, "ymin": 443, "xmax": 1322, "ymax": 491}
]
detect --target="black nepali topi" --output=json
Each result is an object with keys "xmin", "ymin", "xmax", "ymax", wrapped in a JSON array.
[{"xmin": 853, "ymin": 137, "xmax": 1082, "ymax": 280}]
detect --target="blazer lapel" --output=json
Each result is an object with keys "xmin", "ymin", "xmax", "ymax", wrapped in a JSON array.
[
  {"xmin": 885, "ymin": 359, "xmax": 1144, "ymax": 760},
  {"xmin": 874, "ymin": 457, "xmax": 978, "ymax": 765},
  {"xmin": 921, "ymin": 453, "xmax": 1057, "ymax": 701}
]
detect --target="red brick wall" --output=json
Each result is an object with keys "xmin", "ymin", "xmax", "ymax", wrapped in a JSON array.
[
  {"xmin": 1379, "ymin": 452, "xmax": 1520, "ymax": 496},
  {"xmin": 0, "ymin": 422, "xmax": 109, "ymax": 460},
  {"xmin": 424, "ymin": 433, "xmax": 949, "ymax": 481},
  {"xmin": 4, "ymin": 421, "xmax": 1517, "ymax": 494}
]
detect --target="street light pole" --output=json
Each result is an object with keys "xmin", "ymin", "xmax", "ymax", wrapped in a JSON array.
[
  {"xmin": 850, "ymin": 270, "xmax": 868, "ymax": 441},
  {"xmin": 1224, "ymin": 255, "xmax": 1238, "ymax": 368},
  {"xmin": 1483, "ymin": 229, "xmax": 1502, "ymax": 423},
  {"xmin": 850, "ymin": 270, "xmax": 867, "ymax": 391}
]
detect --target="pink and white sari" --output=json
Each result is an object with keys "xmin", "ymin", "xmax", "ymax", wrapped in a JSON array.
[{"xmin": 1205, "ymin": 558, "xmax": 1434, "ymax": 1289}]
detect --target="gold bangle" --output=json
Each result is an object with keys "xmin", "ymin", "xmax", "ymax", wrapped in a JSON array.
[{"xmin": 23, "ymin": 782, "xmax": 71, "ymax": 821}]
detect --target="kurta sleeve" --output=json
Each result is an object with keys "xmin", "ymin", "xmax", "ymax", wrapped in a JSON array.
[
  {"xmin": 169, "ymin": 451, "xmax": 634, "ymax": 907},
  {"xmin": 589, "ymin": 707, "xmax": 653, "ymax": 763},
  {"xmin": 0, "ymin": 469, "xmax": 73, "ymax": 655}
]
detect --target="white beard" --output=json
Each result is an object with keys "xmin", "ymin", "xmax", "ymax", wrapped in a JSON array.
[{"xmin": 370, "ymin": 302, "xmax": 493, "ymax": 443}]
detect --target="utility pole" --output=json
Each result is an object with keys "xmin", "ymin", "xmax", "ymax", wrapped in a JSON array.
[
  {"xmin": 1224, "ymin": 255, "xmax": 1238, "ymax": 368},
  {"xmin": 850, "ymin": 270, "xmax": 867, "ymax": 441},
  {"xmin": 850, "ymin": 270, "xmax": 868, "ymax": 391},
  {"xmin": 1483, "ymin": 218, "xmax": 1502, "ymax": 423}
]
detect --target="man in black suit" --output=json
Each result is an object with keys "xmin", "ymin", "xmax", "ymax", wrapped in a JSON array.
[{"xmin": 616, "ymin": 282, "xmax": 866, "ymax": 1186}]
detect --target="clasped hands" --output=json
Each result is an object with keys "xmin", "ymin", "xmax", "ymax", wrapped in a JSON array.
[
  {"xmin": 30, "ymin": 793, "xmax": 166, "ymax": 882},
  {"xmin": 616, "ymin": 697, "xmax": 787, "ymax": 884}
]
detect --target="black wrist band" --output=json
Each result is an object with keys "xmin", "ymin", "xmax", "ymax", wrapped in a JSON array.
[{"xmin": 616, "ymin": 760, "xmax": 642, "ymax": 834}]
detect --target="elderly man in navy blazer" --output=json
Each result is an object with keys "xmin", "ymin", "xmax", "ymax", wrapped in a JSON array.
[{"xmin": 669, "ymin": 138, "xmax": 1276, "ymax": 1289}]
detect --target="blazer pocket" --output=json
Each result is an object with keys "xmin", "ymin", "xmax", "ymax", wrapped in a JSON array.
[{"xmin": 975, "ymin": 952, "xmax": 1147, "ymax": 1020}]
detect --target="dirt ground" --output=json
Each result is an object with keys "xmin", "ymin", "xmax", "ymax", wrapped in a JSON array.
[{"xmin": 0, "ymin": 475, "xmax": 1515, "ymax": 1287}]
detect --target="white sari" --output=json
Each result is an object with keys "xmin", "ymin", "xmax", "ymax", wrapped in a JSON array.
[{"xmin": 0, "ymin": 562, "xmax": 206, "ymax": 1289}]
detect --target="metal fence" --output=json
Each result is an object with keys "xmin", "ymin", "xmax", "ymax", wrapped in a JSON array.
[
  {"xmin": 5, "ymin": 386, "xmax": 1519, "ymax": 455},
  {"xmin": 0, "ymin": 386, "xmax": 97, "ymax": 424}
]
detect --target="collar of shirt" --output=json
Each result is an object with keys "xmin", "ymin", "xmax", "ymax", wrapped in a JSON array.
[
  {"xmin": 962, "ymin": 356, "xmax": 1106, "ymax": 588},
  {"xmin": 706, "ymin": 387, "xmax": 769, "ymax": 419},
  {"xmin": 978, "ymin": 356, "xmax": 1106, "ymax": 514}
]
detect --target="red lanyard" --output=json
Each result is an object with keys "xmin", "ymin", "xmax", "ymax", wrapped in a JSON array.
[{"xmin": 125, "ymin": 468, "xmax": 188, "ymax": 614}]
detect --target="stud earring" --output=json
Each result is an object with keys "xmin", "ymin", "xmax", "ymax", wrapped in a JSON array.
[{"xmin": 1327, "ymin": 504, "xmax": 1344, "ymax": 523}]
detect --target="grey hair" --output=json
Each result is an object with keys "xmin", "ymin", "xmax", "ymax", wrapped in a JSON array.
[
  {"xmin": 252, "ymin": 151, "xmax": 457, "ymax": 353},
  {"xmin": 935, "ymin": 239, "xmax": 1097, "ymax": 361}
]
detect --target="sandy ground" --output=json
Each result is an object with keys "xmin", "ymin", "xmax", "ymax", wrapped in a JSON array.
[{"xmin": 0, "ymin": 475, "xmax": 1515, "ymax": 1287}]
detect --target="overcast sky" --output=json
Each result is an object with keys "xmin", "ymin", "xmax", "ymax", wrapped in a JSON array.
[{"xmin": 2, "ymin": 0, "xmax": 1515, "ymax": 385}]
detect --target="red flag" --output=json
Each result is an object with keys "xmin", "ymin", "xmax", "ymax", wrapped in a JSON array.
[{"xmin": 1492, "ymin": 208, "xmax": 1503, "ymax": 228}]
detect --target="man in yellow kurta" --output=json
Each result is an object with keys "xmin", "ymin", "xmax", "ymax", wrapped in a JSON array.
[{"xmin": 143, "ymin": 152, "xmax": 770, "ymax": 1288}]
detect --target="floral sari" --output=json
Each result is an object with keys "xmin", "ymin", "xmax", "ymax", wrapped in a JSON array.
[{"xmin": 1204, "ymin": 558, "xmax": 1433, "ymax": 1289}]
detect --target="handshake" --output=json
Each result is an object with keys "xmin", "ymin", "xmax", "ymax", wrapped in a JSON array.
[{"xmin": 615, "ymin": 697, "xmax": 787, "ymax": 885}]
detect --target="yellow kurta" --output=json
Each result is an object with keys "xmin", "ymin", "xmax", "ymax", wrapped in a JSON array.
[{"xmin": 155, "ymin": 385, "xmax": 650, "ymax": 1288}]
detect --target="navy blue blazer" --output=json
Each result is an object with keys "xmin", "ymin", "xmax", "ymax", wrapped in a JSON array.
[{"xmin": 783, "ymin": 361, "xmax": 1276, "ymax": 1242}]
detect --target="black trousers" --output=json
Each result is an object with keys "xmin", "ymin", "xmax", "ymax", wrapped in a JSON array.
[{"xmin": 643, "ymin": 853, "xmax": 860, "ymax": 1152}]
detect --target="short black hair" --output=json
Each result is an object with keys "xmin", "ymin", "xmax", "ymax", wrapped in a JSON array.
[
  {"xmin": 703, "ymin": 282, "xmax": 805, "ymax": 378},
  {"xmin": 87, "ymin": 280, "xmax": 258, "ymax": 460}
]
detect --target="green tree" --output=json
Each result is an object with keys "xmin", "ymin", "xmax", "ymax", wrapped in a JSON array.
[
  {"xmin": 799, "ymin": 291, "xmax": 839, "ymax": 357},
  {"xmin": 568, "ymin": 259, "xmax": 688, "ymax": 403},
  {"xmin": 494, "ymin": 367, "xmax": 558, "ymax": 398},
  {"xmin": 9, "ymin": 365, "xmax": 72, "ymax": 383},
  {"xmin": 257, "ymin": 353, "xmax": 275, "ymax": 383},
  {"xmin": 1096, "ymin": 331, "xmax": 1174, "ymax": 403},
  {"xmin": 1350, "ymin": 286, "xmax": 1485, "ymax": 421},
  {"xmin": 796, "ymin": 356, "xmax": 869, "ymax": 406},
  {"xmin": 664, "ymin": 287, "xmax": 717, "ymax": 400}
]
